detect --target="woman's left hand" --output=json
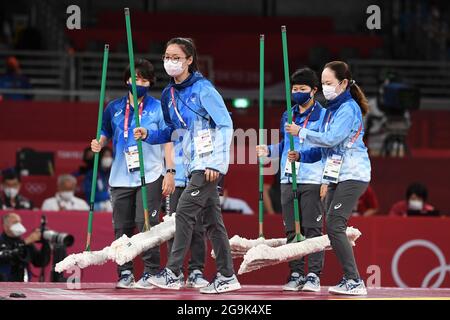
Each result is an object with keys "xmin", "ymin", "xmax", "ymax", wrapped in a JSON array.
[
  {"xmin": 205, "ymin": 168, "xmax": 220, "ymax": 182},
  {"xmin": 162, "ymin": 173, "xmax": 175, "ymax": 196},
  {"xmin": 133, "ymin": 127, "xmax": 148, "ymax": 140},
  {"xmin": 285, "ymin": 123, "xmax": 301, "ymax": 136}
]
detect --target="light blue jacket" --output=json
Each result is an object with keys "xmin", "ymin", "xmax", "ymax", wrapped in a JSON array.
[
  {"xmin": 298, "ymin": 90, "xmax": 371, "ymax": 184},
  {"xmin": 101, "ymin": 94, "xmax": 166, "ymax": 187},
  {"xmin": 268, "ymin": 101, "xmax": 326, "ymax": 184},
  {"xmin": 173, "ymin": 138, "xmax": 188, "ymax": 187},
  {"xmin": 146, "ymin": 72, "xmax": 233, "ymax": 176}
]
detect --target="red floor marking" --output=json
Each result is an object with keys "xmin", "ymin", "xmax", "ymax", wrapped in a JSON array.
[{"xmin": 0, "ymin": 283, "xmax": 449, "ymax": 300}]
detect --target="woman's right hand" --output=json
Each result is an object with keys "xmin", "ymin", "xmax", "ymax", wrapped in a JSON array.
[
  {"xmin": 320, "ymin": 184, "xmax": 328, "ymax": 201},
  {"xmin": 256, "ymin": 145, "xmax": 269, "ymax": 157},
  {"xmin": 287, "ymin": 150, "xmax": 300, "ymax": 162},
  {"xmin": 91, "ymin": 139, "xmax": 102, "ymax": 153}
]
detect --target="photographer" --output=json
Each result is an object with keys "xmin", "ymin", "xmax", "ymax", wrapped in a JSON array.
[{"xmin": 0, "ymin": 213, "xmax": 50, "ymax": 282}]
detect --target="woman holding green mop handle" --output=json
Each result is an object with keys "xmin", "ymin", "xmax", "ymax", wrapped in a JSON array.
[
  {"xmin": 90, "ymin": 58, "xmax": 176, "ymax": 289},
  {"xmin": 257, "ymin": 67, "xmax": 326, "ymax": 292},
  {"xmin": 285, "ymin": 61, "xmax": 371, "ymax": 296},
  {"xmin": 133, "ymin": 37, "xmax": 240, "ymax": 294}
]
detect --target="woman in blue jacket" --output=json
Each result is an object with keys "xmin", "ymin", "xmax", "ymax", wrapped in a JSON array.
[
  {"xmin": 91, "ymin": 59, "xmax": 176, "ymax": 289},
  {"xmin": 256, "ymin": 67, "xmax": 326, "ymax": 293},
  {"xmin": 286, "ymin": 61, "xmax": 371, "ymax": 296},
  {"xmin": 133, "ymin": 38, "xmax": 240, "ymax": 294},
  {"xmin": 165, "ymin": 137, "xmax": 209, "ymax": 289}
]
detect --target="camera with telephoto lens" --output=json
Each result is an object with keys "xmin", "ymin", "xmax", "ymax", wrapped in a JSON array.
[{"xmin": 40, "ymin": 215, "xmax": 74, "ymax": 247}]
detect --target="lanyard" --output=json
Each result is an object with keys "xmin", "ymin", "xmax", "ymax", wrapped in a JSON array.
[
  {"xmin": 301, "ymin": 106, "xmax": 314, "ymax": 129},
  {"xmin": 124, "ymin": 98, "xmax": 143, "ymax": 140},
  {"xmin": 297, "ymin": 106, "xmax": 315, "ymax": 143},
  {"xmin": 324, "ymin": 111, "xmax": 363, "ymax": 148},
  {"xmin": 170, "ymin": 87, "xmax": 187, "ymax": 127},
  {"xmin": 324, "ymin": 111, "xmax": 332, "ymax": 132}
]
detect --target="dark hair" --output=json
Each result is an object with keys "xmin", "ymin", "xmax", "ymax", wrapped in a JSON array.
[
  {"xmin": 100, "ymin": 146, "xmax": 113, "ymax": 160},
  {"xmin": 123, "ymin": 58, "xmax": 156, "ymax": 87},
  {"xmin": 82, "ymin": 147, "xmax": 94, "ymax": 163},
  {"xmin": 2, "ymin": 168, "xmax": 20, "ymax": 183},
  {"xmin": 406, "ymin": 182, "xmax": 428, "ymax": 201},
  {"xmin": 291, "ymin": 67, "xmax": 320, "ymax": 90},
  {"xmin": 165, "ymin": 37, "xmax": 199, "ymax": 73},
  {"xmin": 324, "ymin": 61, "xmax": 369, "ymax": 116}
]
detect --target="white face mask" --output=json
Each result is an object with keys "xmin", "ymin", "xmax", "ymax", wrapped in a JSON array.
[
  {"xmin": 101, "ymin": 157, "xmax": 113, "ymax": 169},
  {"xmin": 4, "ymin": 187, "xmax": 19, "ymax": 199},
  {"xmin": 59, "ymin": 191, "xmax": 75, "ymax": 201},
  {"xmin": 408, "ymin": 199, "xmax": 424, "ymax": 210},
  {"xmin": 322, "ymin": 81, "xmax": 343, "ymax": 101},
  {"xmin": 164, "ymin": 60, "xmax": 185, "ymax": 77},
  {"xmin": 10, "ymin": 222, "xmax": 26, "ymax": 237}
]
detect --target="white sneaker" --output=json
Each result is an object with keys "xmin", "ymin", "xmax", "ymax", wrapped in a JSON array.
[
  {"xmin": 301, "ymin": 273, "xmax": 321, "ymax": 292},
  {"xmin": 148, "ymin": 268, "xmax": 184, "ymax": 290},
  {"xmin": 116, "ymin": 270, "xmax": 135, "ymax": 289},
  {"xmin": 282, "ymin": 272, "xmax": 306, "ymax": 291},
  {"xmin": 328, "ymin": 277, "xmax": 368, "ymax": 296},
  {"xmin": 134, "ymin": 272, "xmax": 155, "ymax": 290},
  {"xmin": 199, "ymin": 273, "xmax": 241, "ymax": 294},
  {"xmin": 186, "ymin": 270, "xmax": 209, "ymax": 288}
]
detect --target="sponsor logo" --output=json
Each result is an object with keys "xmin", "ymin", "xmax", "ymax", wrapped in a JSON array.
[
  {"xmin": 191, "ymin": 190, "xmax": 200, "ymax": 197},
  {"xmin": 334, "ymin": 203, "xmax": 342, "ymax": 210}
]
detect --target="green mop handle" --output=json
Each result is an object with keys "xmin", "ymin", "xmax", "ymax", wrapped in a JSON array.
[
  {"xmin": 281, "ymin": 25, "xmax": 304, "ymax": 242},
  {"xmin": 258, "ymin": 34, "xmax": 265, "ymax": 239},
  {"xmin": 85, "ymin": 44, "xmax": 109, "ymax": 252},
  {"xmin": 124, "ymin": 8, "xmax": 150, "ymax": 232}
]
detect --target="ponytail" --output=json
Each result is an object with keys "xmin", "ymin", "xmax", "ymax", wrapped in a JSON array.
[{"xmin": 349, "ymin": 81, "xmax": 369, "ymax": 116}]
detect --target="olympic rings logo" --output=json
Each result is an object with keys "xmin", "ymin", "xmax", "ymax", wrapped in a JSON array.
[
  {"xmin": 24, "ymin": 183, "xmax": 47, "ymax": 195},
  {"xmin": 391, "ymin": 239, "xmax": 450, "ymax": 288}
]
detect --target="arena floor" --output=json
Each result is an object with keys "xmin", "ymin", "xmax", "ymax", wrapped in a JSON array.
[{"xmin": 0, "ymin": 282, "xmax": 449, "ymax": 300}]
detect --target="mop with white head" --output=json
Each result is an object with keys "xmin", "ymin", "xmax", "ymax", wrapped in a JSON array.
[
  {"xmin": 55, "ymin": 214, "xmax": 176, "ymax": 273},
  {"xmin": 211, "ymin": 236, "xmax": 286, "ymax": 259},
  {"xmin": 229, "ymin": 236, "xmax": 287, "ymax": 258},
  {"xmin": 238, "ymin": 226, "xmax": 362, "ymax": 274}
]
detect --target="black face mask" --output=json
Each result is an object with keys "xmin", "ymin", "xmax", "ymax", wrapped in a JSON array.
[{"xmin": 128, "ymin": 84, "xmax": 149, "ymax": 99}]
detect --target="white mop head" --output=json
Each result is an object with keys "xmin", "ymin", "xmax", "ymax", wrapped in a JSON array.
[
  {"xmin": 112, "ymin": 214, "xmax": 176, "ymax": 265},
  {"xmin": 238, "ymin": 227, "xmax": 362, "ymax": 275},
  {"xmin": 55, "ymin": 214, "xmax": 176, "ymax": 273},
  {"xmin": 54, "ymin": 248, "xmax": 111, "ymax": 272},
  {"xmin": 211, "ymin": 235, "xmax": 287, "ymax": 259}
]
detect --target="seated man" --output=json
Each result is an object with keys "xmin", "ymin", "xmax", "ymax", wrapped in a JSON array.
[
  {"xmin": 41, "ymin": 174, "xmax": 89, "ymax": 211},
  {"xmin": 0, "ymin": 169, "xmax": 33, "ymax": 210},
  {"xmin": 0, "ymin": 212, "xmax": 50, "ymax": 282},
  {"xmin": 389, "ymin": 182, "xmax": 436, "ymax": 217}
]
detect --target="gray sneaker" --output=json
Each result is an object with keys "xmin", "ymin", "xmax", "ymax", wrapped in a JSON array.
[
  {"xmin": 199, "ymin": 273, "xmax": 241, "ymax": 294},
  {"xmin": 148, "ymin": 268, "xmax": 184, "ymax": 290},
  {"xmin": 186, "ymin": 270, "xmax": 209, "ymax": 289},
  {"xmin": 282, "ymin": 272, "xmax": 306, "ymax": 291},
  {"xmin": 301, "ymin": 273, "xmax": 321, "ymax": 292},
  {"xmin": 134, "ymin": 272, "xmax": 155, "ymax": 290},
  {"xmin": 116, "ymin": 270, "xmax": 135, "ymax": 289},
  {"xmin": 328, "ymin": 277, "xmax": 368, "ymax": 296}
]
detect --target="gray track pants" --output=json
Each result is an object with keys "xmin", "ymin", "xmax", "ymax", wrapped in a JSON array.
[
  {"xmin": 281, "ymin": 183, "xmax": 325, "ymax": 277},
  {"xmin": 166, "ymin": 186, "xmax": 206, "ymax": 273},
  {"xmin": 166, "ymin": 171, "xmax": 234, "ymax": 277},
  {"xmin": 324, "ymin": 180, "xmax": 368, "ymax": 280},
  {"xmin": 110, "ymin": 175, "xmax": 163, "ymax": 277}
]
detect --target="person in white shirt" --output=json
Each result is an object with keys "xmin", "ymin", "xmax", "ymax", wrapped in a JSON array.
[
  {"xmin": 219, "ymin": 189, "xmax": 254, "ymax": 215},
  {"xmin": 41, "ymin": 174, "xmax": 89, "ymax": 211}
]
